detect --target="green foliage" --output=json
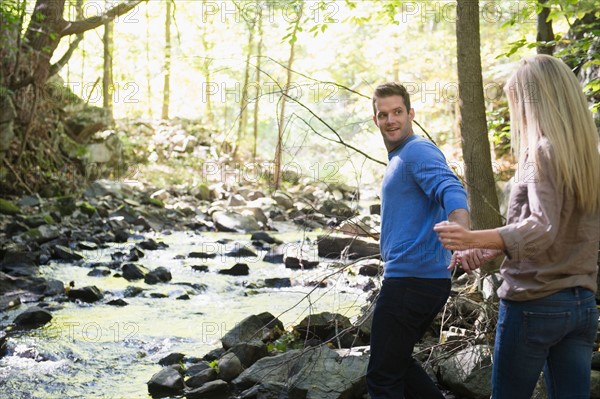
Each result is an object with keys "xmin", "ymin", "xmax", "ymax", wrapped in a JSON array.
[
  {"xmin": 487, "ymin": 105, "xmax": 512, "ymax": 158},
  {"xmin": 266, "ymin": 330, "xmax": 301, "ymax": 352},
  {"xmin": 208, "ymin": 359, "xmax": 219, "ymax": 373}
]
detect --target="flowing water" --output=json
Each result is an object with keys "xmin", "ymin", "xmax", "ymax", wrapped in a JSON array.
[{"xmin": 0, "ymin": 228, "xmax": 372, "ymax": 399}]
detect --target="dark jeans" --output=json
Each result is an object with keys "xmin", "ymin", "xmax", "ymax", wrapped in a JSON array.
[
  {"xmin": 492, "ymin": 287, "xmax": 598, "ymax": 399},
  {"xmin": 366, "ymin": 277, "xmax": 451, "ymax": 399}
]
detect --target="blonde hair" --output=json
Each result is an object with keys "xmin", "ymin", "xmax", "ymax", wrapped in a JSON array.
[{"xmin": 504, "ymin": 54, "xmax": 600, "ymax": 213}]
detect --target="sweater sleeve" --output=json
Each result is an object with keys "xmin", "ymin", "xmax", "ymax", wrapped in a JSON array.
[
  {"xmin": 497, "ymin": 142, "xmax": 563, "ymax": 261},
  {"xmin": 404, "ymin": 140, "xmax": 469, "ymax": 215}
]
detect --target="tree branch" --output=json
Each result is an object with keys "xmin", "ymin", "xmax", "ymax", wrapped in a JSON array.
[
  {"xmin": 60, "ymin": 0, "xmax": 145, "ymax": 36},
  {"xmin": 49, "ymin": 34, "xmax": 83, "ymax": 77}
]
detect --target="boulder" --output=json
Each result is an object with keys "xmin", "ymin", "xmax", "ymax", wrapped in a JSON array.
[
  {"xmin": 145, "ymin": 267, "xmax": 172, "ymax": 284},
  {"xmin": 228, "ymin": 341, "xmax": 269, "ymax": 368},
  {"xmin": 212, "ymin": 211, "xmax": 261, "ymax": 233},
  {"xmin": 147, "ymin": 366, "xmax": 184, "ymax": 397},
  {"xmin": 356, "ymin": 259, "xmax": 382, "ymax": 277},
  {"xmin": 67, "ymin": 286, "xmax": 104, "ymax": 303},
  {"xmin": 217, "ymin": 352, "xmax": 244, "ymax": 382},
  {"xmin": 185, "ymin": 379, "xmax": 229, "ymax": 399},
  {"xmin": 233, "ymin": 350, "xmax": 301, "ymax": 390},
  {"xmin": 186, "ymin": 367, "xmax": 217, "ymax": 388},
  {"xmin": 317, "ymin": 234, "xmax": 380, "ymax": 259},
  {"xmin": 159, "ymin": 352, "xmax": 185, "ymax": 366},
  {"xmin": 293, "ymin": 312, "xmax": 353, "ymax": 347},
  {"xmin": 13, "ymin": 306, "xmax": 52, "ymax": 330},
  {"xmin": 121, "ymin": 263, "xmax": 150, "ymax": 281},
  {"xmin": 438, "ymin": 344, "xmax": 493, "ymax": 399},
  {"xmin": 221, "ymin": 312, "xmax": 283, "ymax": 350},
  {"xmin": 53, "ymin": 245, "xmax": 84, "ymax": 261},
  {"xmin": 218, "ymin": 263, "xmax": 249, "ymax": 276}
]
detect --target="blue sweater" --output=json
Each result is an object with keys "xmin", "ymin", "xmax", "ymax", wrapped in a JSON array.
[{"xmin": 381, "ymin": 135, "xmax": 468, "ymax": 279}]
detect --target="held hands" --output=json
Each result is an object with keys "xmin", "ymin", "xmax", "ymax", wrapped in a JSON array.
[
  {"xmin": 434, "ymin": 221, "xmax": 504, "ymax": 274},
  {"xmin": 448, "ymin": 248, "xmax": 503, "ymax": 274}
]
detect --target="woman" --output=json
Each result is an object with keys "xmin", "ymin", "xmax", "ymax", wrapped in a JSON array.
[{"xmin": 434, "ymin": 54, "xmax": 600, "ymax": 398}]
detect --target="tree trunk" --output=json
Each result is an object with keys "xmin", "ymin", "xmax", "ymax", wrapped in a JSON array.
[
  {"xmin": 536, "ymin": 0, "xmax": 555, "ymax": 55},
  {"xmin": 103, "ymin": 1, "xmax": 114, "ymax": 123},
  {"xmin": 253, "ymin": 10, "xmax": 264, "ymax": 161},
  {"xmin": 456, "ymin": 0, "xmax": 502, "ymax": 237},
  {"xmin": 161, "ymin": 0, "xmax": 172, "ymax": 120},
  {"xmin": 234, "ymin": 19, "xmax": 256, "ymax": 158},
  {"xmin": 145, "ymin": 5, "xmax": 153, "ymax": 118},
  {"xmin": 273, "ymin": 2, "xmax": 303, "ymax": 189}
]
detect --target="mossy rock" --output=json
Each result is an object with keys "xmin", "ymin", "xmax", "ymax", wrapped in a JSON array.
[
  {"xmin": 0, "ymin": 198, "xmax": 20, "ymax": 215},
  {"xmin": 147, "ymin": 197, "xmax": 164, "ymax": 208},
  {"xmin": 56, "ymin": 196, "xmax": 76, "ymax": 215},
  {"xmin": 79, "ymin": 201, "xmax": 97, "ymax": 215},
  {"xmin": 196, "ymin": 183, "xmax": 211, "ymax": 201}
]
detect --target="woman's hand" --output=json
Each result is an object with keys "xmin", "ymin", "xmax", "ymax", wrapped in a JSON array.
[
  {"xmin": 433, "ymin": 221, "xmax": 473, "ymax": 250},
  {"xmin": 449, "ymin": 248, "xmax": 504, "ymax": 274}
]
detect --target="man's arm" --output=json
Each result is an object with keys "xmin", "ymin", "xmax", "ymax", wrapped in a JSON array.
[{"xmin": 447, "ymin": 208, "xmax": 470, "ymax": 230}]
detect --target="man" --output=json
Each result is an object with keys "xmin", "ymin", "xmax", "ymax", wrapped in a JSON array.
[{"xmin": 367, "ymin": 82, "xmax": 470, "ymax": 399}]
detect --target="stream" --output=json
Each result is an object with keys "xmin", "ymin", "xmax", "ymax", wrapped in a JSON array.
[{"xmin": 0, "ymin": 228, "xmax": 372, "ymax": 399}]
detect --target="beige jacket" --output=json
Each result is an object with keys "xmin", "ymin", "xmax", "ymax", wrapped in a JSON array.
[{"xmin": 497, "ymin": 138, "xmax": 599, "ymax": 301}]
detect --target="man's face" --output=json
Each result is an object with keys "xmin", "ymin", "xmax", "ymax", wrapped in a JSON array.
[{"xmin": 373, "ymin": 95, "xmax": 415, "ymax": 152}]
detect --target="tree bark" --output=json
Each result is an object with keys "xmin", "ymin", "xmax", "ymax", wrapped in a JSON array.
[
  {"xmin": 103, "ymin": 1, "xmax": 114, "ymax": 122},
  {"xmin": 253, "ymin": 9, "xmax": 264, "ymax": 161},
  {"xmin": 161, "ymin": 0, "xmax": 172, "ymax": 120},
  {"xmin": 273, "ymin": 2, "xmax": 303, "ymax": 189},
  {"xmin": 456, "ymin": 0, "xmax": 502, "ymax": 236},
  {"xmin": 536, "ymin": 0, "xmax": 555, "ymax": 55},
  {"xmin": 234, "ymin": 19, "xmax": 256, "ymax": 157}
]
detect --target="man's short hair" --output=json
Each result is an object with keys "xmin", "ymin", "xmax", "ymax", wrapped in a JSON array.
[{"xmin": 372, "ymin": 82, "xmax": 411, "ymax": 115}]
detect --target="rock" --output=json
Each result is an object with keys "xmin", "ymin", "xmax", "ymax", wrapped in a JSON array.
[
  {"xmin": 317, "ymin": 234, "xmax": 380, "ymax": 259},
  {"xmin": 124, "ymin": 286, "xmax": 144, "ymax": 297},
  {"xmin": 121, "ymin": 263, "xmax": 150, "ymax": 281},
  {"xmin": 31, "ymin": 278, "xmax": 65, "ymax": 296},
  {"xmin": 438, "ymin": 344, "xmax": 493, "ymax": 399},
  {"xmin": 85, "ymin": 179, "xmax": 124, "ymax": 199},
  {"xmin": 186, "ymin": 367, "xmax": 217, "ymax": 388},
  {"xmin": 272, "ymin": 192, "xmax": 294, "ymax": 210},
  {"xmin": 53, "ymin": 245, "xmax": 84, "ymax": 261},
  {"xmin": 225, "ymin": 245, "xmax": 258, "ymax": 258},
  {"xmin": 185, "ymin": 362, "xmax": 211, "ymax": 376},
  {"xmin": 56, "ymin": 195, "xmax": 77, "ymax": 215},
  {"xmin": 191, "ymin": 265, "xmax": 209, "ymax": 273},
  {"xmin": 317, "ymin": 199, "xmax": 357, "ymax": 218},
  {"xmin": 212, "ymin": 211, "xmax": 261, "ymax": 233},
  {"xmin": 18, "ymin": 195, "xmax": 42, "ymax": 207},
  {"xmin": 25, "ymin": 224, "xmax": 60, "ymax": 243},
  {"xmin": 88, "ymin": 268, "xmax": 111, "ymax": 277},
  {"xmin": 228, "ymin": 341, "xmax": 269, "ymax": 368},
  {"xmin": 228, "ymin": 194, "xmax": 247, "ymax": 207},
  {"xmin": 218, "ymin": 263, "xmax": 249, "ymax": 276},
  {"xmin": 139, "ymin": 239, "xmax": 160, "ymax": 250},
  {"xmin": 293, "ymin": 312, "xmax": 353, "ymax": 347},
  {"xmin": 262, "ymin": 245, "xmax": 285, "ymax": 264},
  {"xmin": 144, "ymin": 267, "xmax": 172, "ymax": 284},
  {"xmin": 147, "ymin": 366, "xmax": 184, "ymax": 397},
  {"xmin": 591, "ymin": 370, "xmax": 600, "ymax": 399},
  {"xmin": 284, "ymin": 256, "xmax": 319, "ymax": 269},
  {"xmin": 233, "ymin": 350, "xmax": 301, "ymax": 390},
  {"xmin": 189, "ymin": 252, "xmax": 217, "ymax": 259},
  {"xmin": 107, "ymin": 299, "xmax": 128, "ymax": 306},
  {"xmin": 356, "ymin": 259, "xmax": 382, "ymax": 276},
  {"xmin": 185, "ymin": 379, "xmax": 229, "ymax": 399},
  {"xmin": 264, "ymin": 278, "xmax": 291, "ymax": 288},
  {"xmin": 218, "ymin": 352, "xmax": 244, "ymax": 382},
  {"xmin": 79, "ymin": 201, "xmax": 97, "ymax": 215},
  {"xmin": 250, "ymin": 232, "xmax": 282, "ymax": 245},
  {"xmin": 13, "ymin": 306, "xmax": 52, "ymax": 330},
  {"xmin": 288, "ymin": 346, "xmax": 369, "ymax": 399},
  {"xmin": 67, "ymin": 285, "xmax": 104, "ymax": 303},
  {"xmin": 338, "ymin": 215, "xmax": 380, "ymax": 237},
  {"xmin": 159, "ymin": 352, "xmax": 185, "ymax": 366},
  {"xmin": 482, "ymin": 273, "xmax": 502, "ymax": 302},
  {"xmin": 221, "ymin": 312, "xmax": 284, "ymax": 350},
  {"xmin": 0, "ymin": 198, "xmax": 20, "ymax": 215},
  {"xmin": 0, "ymin": 294, "xmax": 21, "ymax": 312},
  {"xmin": 369, "ymin": 203, "xmax": 381, "ymax": 215}
]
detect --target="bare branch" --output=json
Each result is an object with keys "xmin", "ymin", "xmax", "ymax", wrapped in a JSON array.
[{"xmin": 61, "ymin": 0, "xmax": 145, "ymax": 36}]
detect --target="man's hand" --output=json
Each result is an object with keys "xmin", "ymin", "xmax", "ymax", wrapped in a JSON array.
[{"xmin": 449, "ymin": 248, "xmax": 503, "ymax": 274}]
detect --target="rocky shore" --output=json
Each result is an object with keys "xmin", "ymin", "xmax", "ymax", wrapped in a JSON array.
[{"xmin": 1, "ymin": 178, "xmax": 599, "ymax": 399}]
